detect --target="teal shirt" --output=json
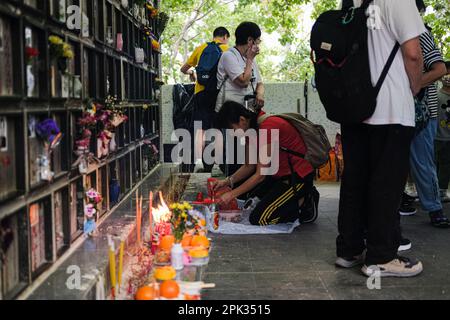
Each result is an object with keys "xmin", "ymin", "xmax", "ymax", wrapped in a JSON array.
[{"xmin": 436, "ymin": 89, "xmax": 450, "ymax": 141}]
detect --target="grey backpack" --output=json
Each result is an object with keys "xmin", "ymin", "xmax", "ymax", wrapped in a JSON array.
[{"xmin": 258, "ymin": 113, "xmax": 331, "ymax": 169}]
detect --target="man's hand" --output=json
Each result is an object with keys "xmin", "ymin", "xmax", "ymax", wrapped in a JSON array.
[
  {"xmin": 255, "ymin": 93, "xmax": 265, "ymax": 109},
  {"xmin": 217, "ymin": 191, "xmax": 235, "ymax": 206},
  {"xmin": 189, "ymin": 70, "xmax": 197, "ymax": 83},
  {"xmin": 246, "ymin": 45, "xmax": 260, "ymax": 61},
  {"xmin": 212, "ymin": 179, "xmax": 229, "ymax": 192}
]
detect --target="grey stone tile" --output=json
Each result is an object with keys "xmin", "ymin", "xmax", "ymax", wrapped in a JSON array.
[
  {"xmin": 253, "ymin": 271, "xmax": 325, "ymax": 290},
  {"xmin": 203, "ymin": 272, "xmax": 256, "ymax": 291}
]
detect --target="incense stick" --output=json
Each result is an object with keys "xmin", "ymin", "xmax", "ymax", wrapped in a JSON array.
[
  {"xmin": 117, "ymin": 240, "xmax": 124, "ymax": 294},
  {"xmin": 149, "ymin": 191, "xmax": 153, "ymax": 242}
]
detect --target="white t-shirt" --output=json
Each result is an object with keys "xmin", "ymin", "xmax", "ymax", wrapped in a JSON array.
[
  {"xmin": 215, "ymin": 47, "xmax": 262, "ymax": 112},
  {"xmin": 349, "ymin": 0, "xmax": 426, "ymax": 127}
]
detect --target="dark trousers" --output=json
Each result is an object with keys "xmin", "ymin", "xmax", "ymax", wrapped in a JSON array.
[
  {"xmin": 337, "ymin": 124, "xmax": 415, "ymax": 265},
  {"xmin": 249, "ymin": 174, "xmax": 314, "ymax": 226},
  {"xmin": 192, "ymin": 91, "xmax": 216, "ymax": 172},
  {"xmin": 435, "ymin": 140, "xmax": 450, "ymax": 190}
]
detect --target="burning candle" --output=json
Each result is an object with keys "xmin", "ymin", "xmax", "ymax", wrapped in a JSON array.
[
  {"xmin": 107, "ymin": 235, "xmax": 116, "ymax": 299},
  {"xmin": 136, "ymin": 191, "xmax": 140, "ymax": 246},
  {"xmin": 150, "ymin": 192, "xmax": 172, "ymax": 253},
  {"xmin": 149, "ymin": 191, "xmax": 153, "ymax": 242}
]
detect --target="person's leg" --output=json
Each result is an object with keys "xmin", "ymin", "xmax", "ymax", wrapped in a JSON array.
[
  {"xmin": 410, "ymin": 119, "xmax": 442, "ymax": 212},
  {"xmin": 249, "ymin": 176, "xmax": 313, "ymax": 226},
  {"xmin": 365, "ymin": 125, "xmax": 415, "ymax": 265},
  {"xmin": 436, "ymin": 140, "xmax": 450, "ymax": 191},
  {"xmin": 336, "ymin": 124, "xmax": 369, "ymax": 259}
]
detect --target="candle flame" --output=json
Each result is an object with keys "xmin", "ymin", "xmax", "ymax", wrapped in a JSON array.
[{"xmin": 152, "ymin": 191, "xmax": 171, "ymax": 223}]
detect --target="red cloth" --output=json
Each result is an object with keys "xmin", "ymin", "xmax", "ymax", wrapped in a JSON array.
[{"xmin": 258, "ymin": 112, "xmax": 314, "ymax": 178}]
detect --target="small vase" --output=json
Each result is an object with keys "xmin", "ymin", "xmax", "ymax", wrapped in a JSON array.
[{"xmin": 171, "ymin": 243, "xmax": 184, "ymax": 270}]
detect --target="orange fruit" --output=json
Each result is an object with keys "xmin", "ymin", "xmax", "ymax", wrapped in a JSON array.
[
  {"xmin": 190, "ymin": 235, "xmax": 210, "ymax": 248},
  {"xmin": 199, "ymin": 219, "xmax": 206, "ymax": 227},
  {"xmin": 154, "ymin": 266, "xmax": 176, "ymax": 281},
  {"xmin": 189, "ymin": 248, "xmax": 209, "ymax": 258},
  {"xmin": 159, "ymin": 235, "xmax": 175, "ymax": 251},
  {"xmin": 181, "ymin": 234, "xmax": 193, "ymax": 248},
  {"xmin": 135, "ymin": 286, "xmax": 157, "ymax": 300},
  {"xmin": 160, "ymin": 280, "xmax": 180, "ymax": 299}
]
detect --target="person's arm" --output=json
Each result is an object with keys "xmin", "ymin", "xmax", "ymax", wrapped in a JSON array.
[
  {"xmin": 218, "ymin": 138, "xmax": 271, "ymax": 204},
  {"xmin": 419, "ymin": 31, "xmax": 446, "ymax": 88},
  {"xmin": 180, "ymin": 63, "xmax": 196, "ymax": 82},
  {"xmin": 232, "ymin": 58, "xmax": 255, "ymax": 88},
  {"xmin": 421, "ymin": 62, "xmax": 447, "ymax": 88},
  {"xmin": 255, "ymin": 82, "xmax": 265, "ymax": 108},
  {"xmin": 401, "ymin": 37, "xmax": 424, "ymax": 96}
]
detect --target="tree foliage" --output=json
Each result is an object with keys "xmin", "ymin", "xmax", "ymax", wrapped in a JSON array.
[{"xmin": 160, "ymin": 0, "xmax": 449, "ymax": 84}]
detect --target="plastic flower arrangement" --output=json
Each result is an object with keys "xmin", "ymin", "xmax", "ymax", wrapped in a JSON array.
[
  {"xmin": 84, "ymin": 188, "xmax": 102, "ymax": 236},
  {"xmin": 35, "ymin": 119, "xmax": 63, "ymax": 149},
  {"xmin": 25, "ymin": 46, "xmax": 39, "ymax": 65},
  {"xmin": 48, "ymin": 35, "xmax": 74, "ymax": 72},
  {"xmin": 86, "ymin": 188, "xmax": 103, "ymax": 204},
  {"xmin": 105, "ymin": 95, "xmax": 128, "ymax": 127},
  {"xmin": 169, "ymin": 202, "xmax": 195, "ymax": 243}
]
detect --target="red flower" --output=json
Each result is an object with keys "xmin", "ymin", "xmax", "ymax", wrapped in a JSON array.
[{"xmin": 26, "ymin": 46, "xmax": 40, "ymax": 59}]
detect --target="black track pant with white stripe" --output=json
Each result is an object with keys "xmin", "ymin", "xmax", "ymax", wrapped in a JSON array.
[{"xmin": 249, "ymin": 174, "xmax": 314, "ymax": 226}]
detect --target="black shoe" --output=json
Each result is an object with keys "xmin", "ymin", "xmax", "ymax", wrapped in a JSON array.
[
  {"xmin": 335, "ymin": 254, "xmax": 364, "ymax": 268},
  {"xmin": 398, "ymin": 238, "xmax": 412, "ymax": 252},
  {"xmin": 399, "ymin": 193, "xmax": 417, "ymax": 216},
  {"xmin": 299, "ymin": 186, "xmax": 319, "ymax": 224},
  {"xmin": 429, "ymin": 210, "xmax": 450, "ymax": 228}
]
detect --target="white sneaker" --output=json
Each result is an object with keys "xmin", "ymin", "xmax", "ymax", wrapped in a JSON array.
[
  {"xmin": 440, "ymin": 190, "xmax": 450, "ymax": 203},
  {"xmin": 362, "ymin": 256, "xmax": 423, "ymax": 278}
]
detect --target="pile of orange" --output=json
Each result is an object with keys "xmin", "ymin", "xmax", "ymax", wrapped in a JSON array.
[
  {"xmin": 190, "ymin": 235, "xmax": 210, "ymax": 249},
  {"xmin": 181, "ymin": 234, "xmax": 193, "ymax": 248},
  {"xmin": 154, "ymin": 266, "xmax": 176, "ymax": 281},
  {"xmin": 181, "ymin": 234, "xmax": 210, "ymax": 249},
  {"xmin": 159, "ymin": 280, "xmax": 180, "ymax": 299},
  {"xmin": 159, "ymin": 235, "xmax": 174, "ymax": 251},
  {"xmin": 135, "ymin": 285, "xmax": 158, "ymax": 300}
]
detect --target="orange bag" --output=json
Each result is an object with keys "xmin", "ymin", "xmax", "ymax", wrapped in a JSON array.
[{"xmin": 317, "ymin": 150, "xmax": 337, "ymax": 182}]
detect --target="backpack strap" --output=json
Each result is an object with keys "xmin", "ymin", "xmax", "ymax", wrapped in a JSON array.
[
  {"xmin": 374, "ymin": 42, "xmax": 400, "ymax": 96},
  {"xmin": 361, "ymin": 0, "xmax": 374, "ymax": 10},
  {"xmin": 359, "ymin": 0, "xmax": 400, "ymax": 96}
]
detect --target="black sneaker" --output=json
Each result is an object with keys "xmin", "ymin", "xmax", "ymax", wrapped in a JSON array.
[
  {"xmin": 335, "ymin": 254, "xmax": 365, "ymax": 268},
  {"xmin": 398, "ymin": 238, "xmax": 412, "ymax": 252},
  {"xmin": 299, "ymin": 186, "xmax": 319, "ymax": 224},
  {"xmin": 399, "ymin": 193, "xmax": 417, "ymax": 216},
  {"xmin": 429, "ymin": 210, "xmax": 450, "ymax": 228}
]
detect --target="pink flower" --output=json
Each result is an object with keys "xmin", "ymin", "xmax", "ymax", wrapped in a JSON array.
[
  {"xmin": 86, "ymin": 188, "xmax": 99, "ymax": 199},
  {"xmin": 85, "ymin": 204, "xmax": 96, "ymax": 218}
]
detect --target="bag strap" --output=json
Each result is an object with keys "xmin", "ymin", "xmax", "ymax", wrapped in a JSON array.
[
  {"xmin": 257, "ymin": 114, "xmax": 306, "ymax": 159},
  {"xmin": 374, "ymin": 42, "xmax": 400, "ymax": 96},
  {"xmin": 361, "ymin": 0, "xmax": 374, "ymax": 11}
]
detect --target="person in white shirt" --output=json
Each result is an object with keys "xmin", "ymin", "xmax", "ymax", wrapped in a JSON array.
[
  {"xmin": 215, "ymin": 22, "xmax": 265, "ymax": 177},
  {"xmin": 215, "ymin": 21, "xmax": 265, "ymax": 113},
  {"xmin": 335, "ymin": 0, "xmax": 426, "ymax": 278}
]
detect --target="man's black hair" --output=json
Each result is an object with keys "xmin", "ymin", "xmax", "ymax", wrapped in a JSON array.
[
  {"xmin": 416, "ymin": 0, "xmax": 426, "ymax": 12},
  {"xmin": 215, "ymin": 101, "xmax": 257, "ymax": 129},
  {"xmin": 235, "ymin": 22, "xmax": 261, "ymax": 46},
  {"xmin": 213, "ymin": 27, "xmax": 230, "ymax": 38},
  {"xmin": 445, "ymin": 61, "xmax": 450, "ymax": 70}
]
